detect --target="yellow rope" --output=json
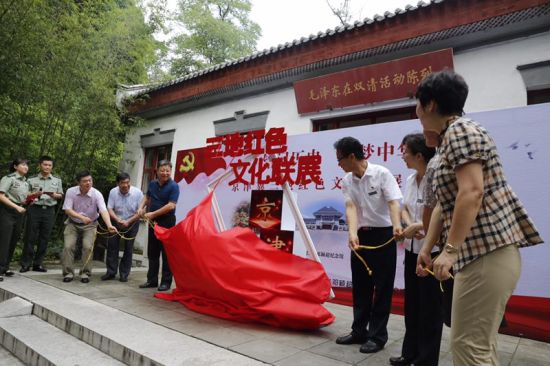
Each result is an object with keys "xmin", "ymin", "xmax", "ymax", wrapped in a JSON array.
[
  {"xmin": 351, "ymin": 236, "xmax": 396, "ymax": 276},
  {"xmin": 420, "ymin": 253, "xmax": 454, "ymax": 292}
]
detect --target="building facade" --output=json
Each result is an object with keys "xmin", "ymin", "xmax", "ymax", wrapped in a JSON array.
[{"xmin": 121, "ymin": 0, "xmax": 550, "ymax": 249}]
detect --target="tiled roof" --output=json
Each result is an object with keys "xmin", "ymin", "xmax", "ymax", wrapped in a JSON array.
[
  {"xmin": 138, "ymin": 1, "xmax": 443, "ymax": 95},
  {"xmin": 313, "ymin": 206, "xmax": 344, "ymax": 217}
]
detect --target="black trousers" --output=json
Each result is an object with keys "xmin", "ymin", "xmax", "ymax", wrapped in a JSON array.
[
  {"xmin": 401, "ymin": 249, "xmax": 444, "ymax": 366},
  {"xmin": 21, "ymin": 205, "xmax": 56, "ymax": 267},
  {"xmin": 105, "ymin": 221, "xmax": 139, "ymax": 278},
  {"xmin": 0, "ymin": 205, "xmax": 25, "ymax": 274},
  {"xmin": 146, "ymin": 214, "xmax": 175, "ymax": 285},
  {"xmin": 351, "ymin": 226, "xmax": 396, "ymax": 346}
]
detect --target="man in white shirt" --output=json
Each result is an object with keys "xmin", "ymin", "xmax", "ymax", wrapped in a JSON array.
[
  {"xmin": 101, "ymin": 172, "xmax": 143, "ymax": 282},
  {"xmin": 333, "ymin": 136, "xmax": 403, "ymax": 354}
]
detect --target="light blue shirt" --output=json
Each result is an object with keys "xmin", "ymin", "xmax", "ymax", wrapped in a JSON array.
[{"xmin": 107, "ymin": 186, "xmax": 143, "ymax": 220}]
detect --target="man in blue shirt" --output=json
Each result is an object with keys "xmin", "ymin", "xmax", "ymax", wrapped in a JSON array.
[
  {"xmin": 102, "ymin": 172, "xmax": 143, "ymax": 282},
  {"xmin": 138, "ymin": 160, "xmax": 180, "ymax": 291}
]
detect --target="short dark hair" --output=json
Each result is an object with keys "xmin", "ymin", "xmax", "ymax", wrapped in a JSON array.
[
  {"xmin": 9, "ymin": 158, "xmax": 29, "ymax": 173},
  {"xmin": 157, "ymin": 159, "xmax": 172, "ymax": 169},
  {"xmin": 116, "ymin": 172, "xmax": 131, "ymax": 183},
  {"xmin": 75, "ymin": 170, "xmax": 92, "ymax": 182},
  {"xmin": 415, "ymin": 70, "xmax": 469, "ymax": 116},
  {"xmin": 401, "ymin": 133, "xmax": 436, "ymax": 163},
  {"xmin": 333, "ymin": 137, "xmax": 365, "ymax": 160},
  {"xmin": 39, "ymin": 155, "xmax": 54, "ymax": 164}
]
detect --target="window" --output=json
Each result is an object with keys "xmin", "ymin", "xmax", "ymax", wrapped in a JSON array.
[
  {"xmin": 312, "ymin": 106, "xmax": 417, "ymax": 132},
  {"xmin": 214, "ymin": 110, "xmax": 269, "ymax": 136},
  {"xmin": 527, "ymin": 88, "xmax": 550, "ymax": 105},
  {"xmin": 142, "ymin": 144, "xmax": 172, "ymax": 192},
  {"xmin": 518, "ymin": 60, "xmax": 550, "ymax": 105}
]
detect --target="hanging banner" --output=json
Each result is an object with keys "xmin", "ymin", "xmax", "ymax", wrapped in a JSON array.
[{"xmin": 293, "ymin": 49, "xmax": 454, "ymax": 114}]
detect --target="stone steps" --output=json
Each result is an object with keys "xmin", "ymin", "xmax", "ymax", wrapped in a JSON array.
[
  {"xmin": 0, "ymin": 313, "xmax": 124, "ymax": 366},
  {"xmin": 0, "ymin": 276, "xmax": 265, "ymax": 366}
]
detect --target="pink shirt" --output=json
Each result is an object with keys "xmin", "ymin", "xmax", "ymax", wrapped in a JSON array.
[{"xmin": 63, "ymin": 186, "xmax": 107, "ymax": 223}]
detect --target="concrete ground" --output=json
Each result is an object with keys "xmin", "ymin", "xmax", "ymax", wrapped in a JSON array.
[{"xmin": 3, "ymin": 264, "xmax": 549, "ymax": 366}]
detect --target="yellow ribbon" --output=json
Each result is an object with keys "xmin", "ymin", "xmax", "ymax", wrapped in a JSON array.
[
  {"xmin": 421, "ymin": 253, "xmax": 454, "ymax": 292},
  {"xmin": 351, "ymin": 236, "xmax": 395, "ymax": 276}
]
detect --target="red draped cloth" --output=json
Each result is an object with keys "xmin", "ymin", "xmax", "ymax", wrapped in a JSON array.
[{"xmin": 153, "ymin": 191, "xmax": 335, "ymax": 330}]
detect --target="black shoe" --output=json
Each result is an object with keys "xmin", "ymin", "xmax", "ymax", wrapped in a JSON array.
[
  {"xmin": 335, "ymin": 333, "xmax": 367, "ymax": 345},
  {"xmin": 81, "ymin": 277, "xmax": 90, "ymax": 284},
  {"xmin": 32, "ymin": 266, "xmax": 47, "ymax": 272},
  {"xmin": 4, "ymin": 270, "xmax": 14, "ymax": 277},
  {"xmin": 20, "ymin": 266, "xmax": 31, "ymax": 273},
  {"xmin": 101, "ymin": 273, "xmax": 115, "ymax": 281},
  {"xmin": 139, "ymin": 281, "xmax": 158, "ymax": 288},
  {"xmin": 389, "ymin": 356, "xmax": 413, "ymax": 366},
  {"xmin": 359, "ymin": 340, "xmax": 383, "ymax": 354},
  {"xmin": 63, "ymin": 276, "xmax": 73, "ymax": 283},
  {"xmin": 119, "ymin": 275, "xmax": 128, "ymax": 282},
  {"xmin": 157, "ymin": 283, "xmax": 170, "ymax": 291}
]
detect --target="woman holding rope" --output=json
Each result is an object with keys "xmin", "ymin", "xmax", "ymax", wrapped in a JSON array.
[
  {"xmin": 390, "ymin": 134, "xmax": 442, "ymax": 366},
  {"xmin": 333, "ymin": 136, "xmax": 403, "ymax": 354},
  {"xmin": 415, "ymin": 70, "xmax": 543, "ymax": 365}
]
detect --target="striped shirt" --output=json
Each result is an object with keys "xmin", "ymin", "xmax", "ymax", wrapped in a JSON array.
[{"xmin": 435, "ymin": 117, "xmax": 543, "ymax": 272}]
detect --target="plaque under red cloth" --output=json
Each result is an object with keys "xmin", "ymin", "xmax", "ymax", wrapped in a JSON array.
[
  {"xmin": 248, "ymin": 190, "xmax": 283, "ymax": 230},
  {"xmin": 260, "ymin": 230, "xmax": 294, "ymax": 254},
  {"xmin": 153, "ymin": 191, "xmax": 334, "ymax": 330}
]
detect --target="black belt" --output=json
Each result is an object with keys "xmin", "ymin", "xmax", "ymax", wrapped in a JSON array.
[
  {"xmin": 31, "ymin": 204, "xmax": 55, "ymax": 210},
  {"xmin": 358, "ymin": 226, "xmax": 392, "ymax": 231}
]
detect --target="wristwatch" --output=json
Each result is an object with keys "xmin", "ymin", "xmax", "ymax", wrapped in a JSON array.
[{"xmin": 444, "ymin": 242, "xmax": 459, "ymax": 254}]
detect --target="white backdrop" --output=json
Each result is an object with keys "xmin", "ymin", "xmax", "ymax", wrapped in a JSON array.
[{"xmin": 175, "ymin": 103, "xmax": 549, "ymax": 298}]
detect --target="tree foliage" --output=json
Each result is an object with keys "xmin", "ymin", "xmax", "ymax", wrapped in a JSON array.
[
  {"xmin": 0, "ymin": 0, "xmax": 157, "ymax": 193},
  {"xmin": 170, "ymin": 0, "xmax": 261, "ymax": 76}
]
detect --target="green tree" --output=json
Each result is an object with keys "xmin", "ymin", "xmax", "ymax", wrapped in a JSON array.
[
  {"xmin": 170, "ymin": 0, "xmax": 261, "ymax": 75},
  {"xmin": 0, "ymin": 0, "xmax": 160, "ymax": 245}
]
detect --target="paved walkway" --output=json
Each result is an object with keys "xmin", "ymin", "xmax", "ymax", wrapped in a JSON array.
[{"xmin": 5, "ymin": 266, "xmax": 550, "ymax": 365}]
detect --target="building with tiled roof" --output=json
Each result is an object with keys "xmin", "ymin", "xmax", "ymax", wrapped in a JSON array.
[{"xmin": 119, "ymin": 0, "xmax": 550, "ymax": 191}]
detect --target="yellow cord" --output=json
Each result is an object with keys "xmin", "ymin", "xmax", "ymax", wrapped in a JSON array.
[{"xmin": 351, "ymin": 236, "xmax": 396, "ymax": 276}]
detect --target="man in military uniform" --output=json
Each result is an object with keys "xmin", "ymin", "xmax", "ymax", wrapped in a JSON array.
[{"xmin": 20, "ymin": 156, "xmax": 63, "ymax": 273}]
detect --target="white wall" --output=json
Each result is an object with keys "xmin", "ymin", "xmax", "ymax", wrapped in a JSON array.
[
  {"xmin": 124, "ymin": 31, "xmax": 550, "ymax": 183},
  {"xmin": 455, "ymin": 30, "xmax": 550, "ymax": 113}
]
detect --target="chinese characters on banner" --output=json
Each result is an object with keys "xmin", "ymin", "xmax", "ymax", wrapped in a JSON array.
[
  {"xmin": 293, "ymin": 49, "xmax": 454, "ymax": 114},
  {"xmin": 206, "ymin": 127, "xmax": 325, "ymax": 191},
  {"xmin": 200, "ymin": 127, "xmax": 406, "ymax": 191}
]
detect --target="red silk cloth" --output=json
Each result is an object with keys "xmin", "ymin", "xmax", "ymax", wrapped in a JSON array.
[{"xmin": 153, "ymin": 191, "xmax": 335, "ymax": 329}]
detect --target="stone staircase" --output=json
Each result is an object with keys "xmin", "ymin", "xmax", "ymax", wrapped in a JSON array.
[{"xmin": 0, "ymin": 276, "xmax": 265, "ymax": 366}]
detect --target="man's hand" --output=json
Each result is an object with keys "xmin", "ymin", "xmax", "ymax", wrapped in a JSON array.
[
  {"xmin": 393, "ymin": 226, "xmax": 404, "ymax": 241},
  {"xmin": 348, "ymin": 233, "xmax": 359, "ymax": 250},
  {"xmin": 433, "ymin": 250, "xmax": 457, "ymax": 281},
  {"xmin": 107, "ymin": 225, "xmax": 118, "ymax": 234},
  {"xmin": 16, "ymin": 206, "xmax": 26, "ymax": 214},
  {"xmin": 119, "ymin": 219, "xmax": 129, "ymax": 228},
  {"xmin": 143, "ymin": 212, "xmax": 154, "ymax": 221},
  {"xmin": 81, "ymin": 216, "xmax": 92, "ymax": 225},
  {"xmin": 416, "ymin": 248, "xmax": 432, "ymax": 277},
  {"xmin": 137, "ymin": 208, "xmax": 146, "ymax": 217}
]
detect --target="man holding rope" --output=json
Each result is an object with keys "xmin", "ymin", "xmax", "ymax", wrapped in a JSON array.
[
  {"xmin": 101, "ymin": 172, "xmax": 143, "ymax": 282},
  {"xmin": 62, "ymin": 170, "xmax": 117, "ymax": 283},
  {"xmin": 138, "ymin": 160, "xmax": 179, "ymax": 292},
  {"xmin": 334, "ymin": 137, "xmax": 403, "ymax": 354}
]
